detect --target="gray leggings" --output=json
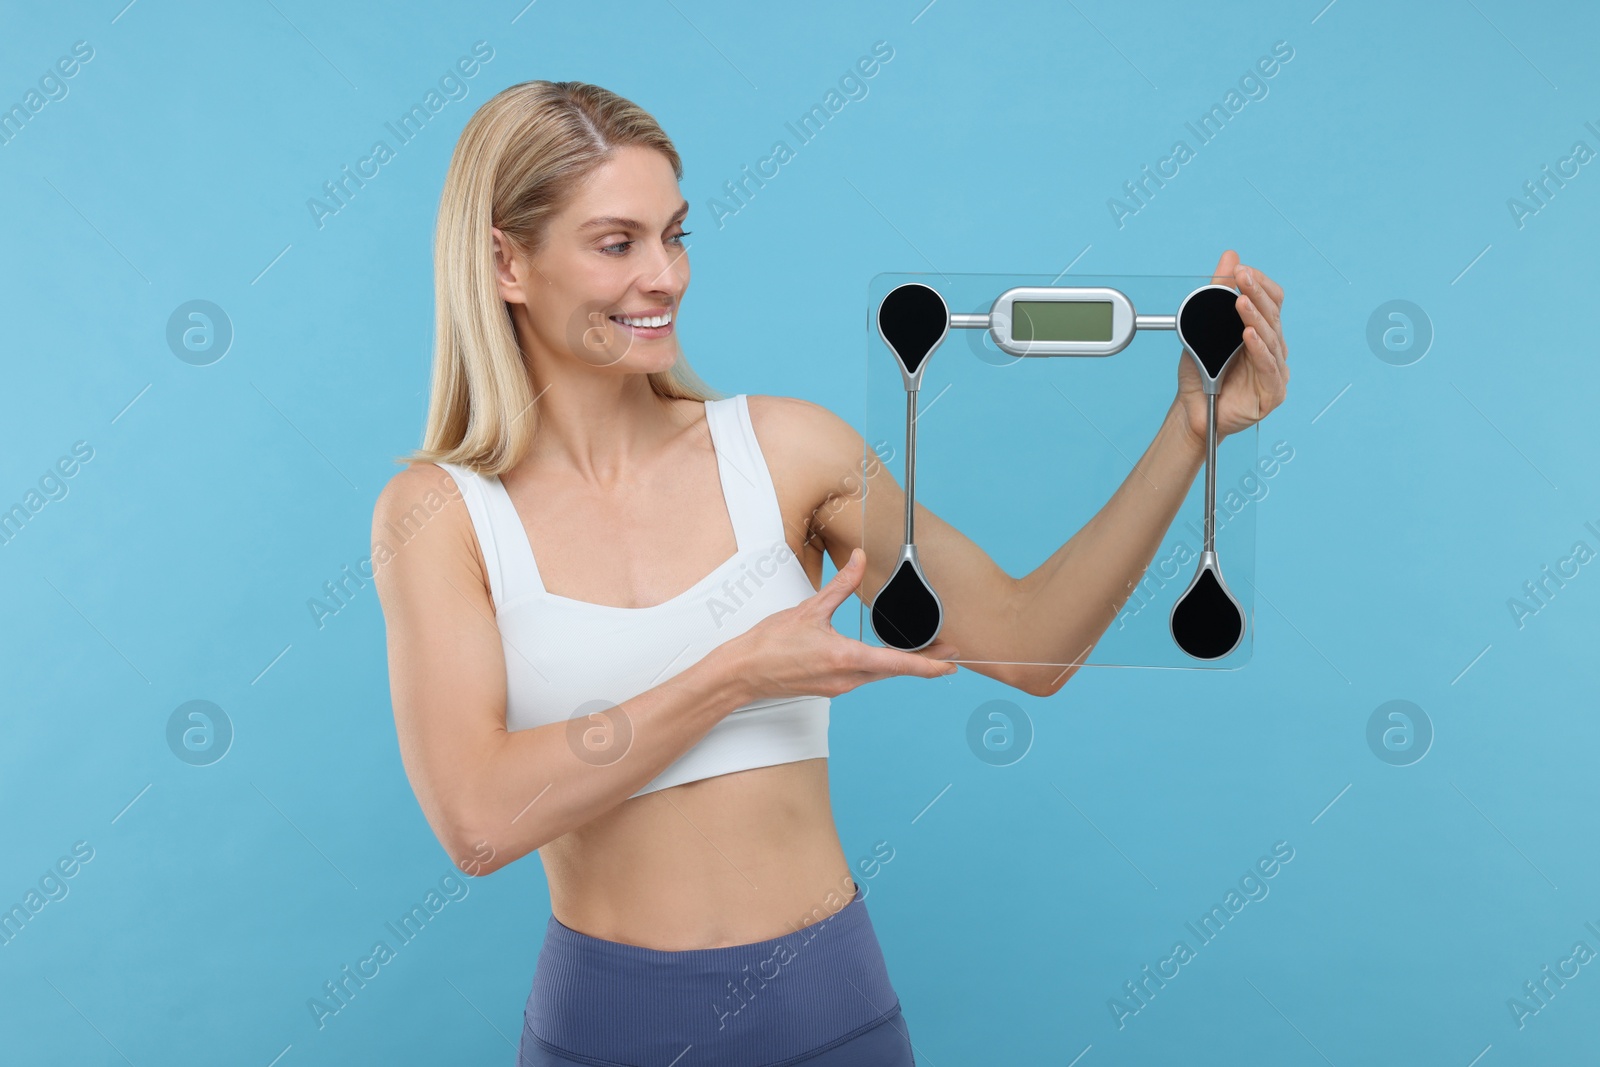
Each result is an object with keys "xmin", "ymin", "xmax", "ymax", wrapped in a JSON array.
[{"xmin": 518, "ymin": 886, "xmax": 916, "ymax": 1066}]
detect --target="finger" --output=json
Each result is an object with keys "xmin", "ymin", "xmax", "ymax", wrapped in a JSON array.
[
  {"xmin": 1235, "ymin": 289, "xmax": 1281, "ymax": 360},
  {"xmin": 1251, "ymin": 266, "xmax": 1285, "ymax": 308},
  {"xmin": 1235, "ymin": 264, "xmax": 1282, "ymax": 337},
  {"xmin": 811, "ymin": 546, "xmax": 868, "ymax": 615},
  {"xmin": 1241, "ymin": 324, "xmax": 1284, "ymax": 395},
  {"xmin": 855, "ymin": 642, "xmax": 959, "ymax": 678},
  {"xmin": 1210, "ymin": 249, "xmax": 1239, "ymax": 286}
]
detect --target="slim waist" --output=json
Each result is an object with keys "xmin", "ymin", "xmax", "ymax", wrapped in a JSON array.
[{"xmin": 526, "ymin": 886, "xmax": 901, "ymax": 1067}]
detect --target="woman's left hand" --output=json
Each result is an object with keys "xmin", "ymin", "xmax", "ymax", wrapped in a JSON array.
[{"xmin": 1174, "ymin": 249, "xmax": 1289, "ymax": 449}]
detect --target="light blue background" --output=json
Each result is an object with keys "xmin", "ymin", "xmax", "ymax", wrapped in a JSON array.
[{"xmin": 2, "ymin": 1, "xmax": 1597, "ymax": 1064}]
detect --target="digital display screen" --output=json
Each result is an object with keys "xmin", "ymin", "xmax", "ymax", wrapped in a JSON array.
[{"xmin": 1011, "ymin": 300, "xmax": 1114, "ymax": 343}]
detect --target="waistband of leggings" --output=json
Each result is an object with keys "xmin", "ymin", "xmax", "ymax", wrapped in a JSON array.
[
  {"xmin": 528, "ymin": 885, "xmax": 901, "ymax": 1065},
  {"xmin": 544, "ymin": 884, "xmax": 876, "ymax": 966}
]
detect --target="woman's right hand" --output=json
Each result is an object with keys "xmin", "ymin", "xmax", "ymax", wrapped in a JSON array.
[{"xmin": 714, "ymin": 547, "xmax": 960, "ymax": 703}]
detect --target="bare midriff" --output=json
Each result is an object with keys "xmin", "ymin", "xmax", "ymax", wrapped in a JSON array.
[{"xmin": 537, "ymin": 756, "xmax": 859, "ymax": 950}]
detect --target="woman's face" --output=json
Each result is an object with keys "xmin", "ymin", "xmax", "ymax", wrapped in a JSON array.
[{"xmin": 496, "ymin": 144, "xmax": 691, "ymax": 375}]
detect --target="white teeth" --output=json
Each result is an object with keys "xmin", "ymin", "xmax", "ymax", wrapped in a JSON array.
[{"xmin": 613, "ymin": 313, "xmax": 671, "ymax": 328}]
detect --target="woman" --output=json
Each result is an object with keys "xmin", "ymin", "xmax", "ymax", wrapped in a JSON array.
[{"xmin": 372, "ymin": 81, "xmax": 1288, "ymax": 1066}]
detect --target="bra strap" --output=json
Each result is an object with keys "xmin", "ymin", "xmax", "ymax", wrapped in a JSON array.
[
  {"xmin": 706, "ymin": 394, "xmax": 789, "ymax": 555},
  {"xmin": 434, "ymin": 462, "xmax": 545, "ymax": 610},
  {"xmin": 434, "ymin": 462, "xmax": 512, "ymax": 610},
  {"xmin": 483, "ymin": 475, "xmax": 547, "ymax": 602}
]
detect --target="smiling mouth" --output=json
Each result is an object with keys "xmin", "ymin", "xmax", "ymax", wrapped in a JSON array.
[{"xmin": 608, "ymin": 310, "xmax": 674, "ymax": 335}]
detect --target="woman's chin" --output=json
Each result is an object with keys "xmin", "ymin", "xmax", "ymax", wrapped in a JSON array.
[{"xmin": 572, "ymin": 345, "xmax": 681, "ymax": 374}]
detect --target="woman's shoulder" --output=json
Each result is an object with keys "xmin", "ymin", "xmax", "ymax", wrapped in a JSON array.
[
  {"xmin": 742, "ymin": 393, "xmax": 867, "ymax": 501},
  {"xmin": 375, "ymin": 460, "xmax": 469, "ymax": 512},
  {"xmin": 742, "ymin": 392, "xmax": 852, "ymax": 438},
  {"xmin": 372, "ymin": 461, "xmax": 479, "ymax": 548}
]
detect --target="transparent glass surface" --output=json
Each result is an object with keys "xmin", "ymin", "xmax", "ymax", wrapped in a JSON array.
[{"xmin": 858, "ymin": 272, "xmax": 1261, "ymax": 671}]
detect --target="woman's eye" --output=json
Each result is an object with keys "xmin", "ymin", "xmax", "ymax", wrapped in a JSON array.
[{"xmin": 602, "ymin": 232, "xmax": 691, "ymax": 255}]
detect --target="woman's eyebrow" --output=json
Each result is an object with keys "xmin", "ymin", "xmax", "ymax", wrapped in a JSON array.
[{"xmin": 578, "ymin": 201, "xmax": 691, "ymax": 233}]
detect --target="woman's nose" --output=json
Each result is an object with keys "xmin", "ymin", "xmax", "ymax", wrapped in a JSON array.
[{"xmin": 639, "ymin": 240, "xmax": 688, "ymax": 292}]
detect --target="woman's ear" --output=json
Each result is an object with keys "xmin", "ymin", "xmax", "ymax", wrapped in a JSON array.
[{"xmin": 491, "ymin": 227, "xmax": 527, "ymax": 304}]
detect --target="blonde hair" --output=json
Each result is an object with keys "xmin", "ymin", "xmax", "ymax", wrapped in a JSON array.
[{"xmin": 405, "ymin": 80, "xmax": 721, "ymax": 475}]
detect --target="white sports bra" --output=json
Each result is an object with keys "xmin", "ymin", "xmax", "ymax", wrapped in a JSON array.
[{"xmin": 436, "ymin": 393, "xmax": 830, "ymax": 799}]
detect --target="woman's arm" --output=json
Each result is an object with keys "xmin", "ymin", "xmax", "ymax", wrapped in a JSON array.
[
  {"xmin": 372, "ymin": 464, "xmax": 958, "ymax": 877},
  {"xmin": 779, "ymin": 251, "xmax": 1287, "ymax": 698},
  {"xmin": 1002, "ymin": 399, "xmax": 1205, "ymax": 691},
  {"xmin": 372, "ymin": 463, "xmax": 753, "ymax": 877},
  {"xmin": 772, "ymin": 402, "xmax": 1197, "ymax": 699}
]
